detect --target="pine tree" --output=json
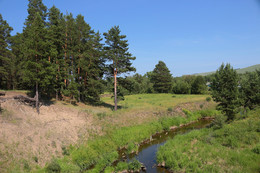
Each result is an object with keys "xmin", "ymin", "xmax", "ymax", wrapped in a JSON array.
[
  {"xmin": 23, "ymin": 12, "xmax": 51, "ymax": 114},
  {"xmin": 151, "ymin": 61, "xmax": 172, "ymax": 93},
  {"xmin": 211, "ymin": 63, "xmax": 240, "ymax": 120},
  {"xmin": 10, "ymin": 33, "xmax": 24, "ymax": 89},
  {"xmin": 47, "ymin": 6, "xmax": 66, "ymax": 100},
  {"xmin": 25, "ymin": 0, "xmax": 47, "ymax": 27},
  {"xmin": 0, "ymin": 14, "xmax": 14, "ymax": 89},
  {"xmin": 104, "ymin": 26, "xmax": 136, "ymax": 111}
]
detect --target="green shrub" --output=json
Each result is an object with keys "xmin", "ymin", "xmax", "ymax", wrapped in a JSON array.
[
  {"xmin": 127, "ymin": 142, "xmax": 138, "ymax": 154},
  {"xmin": 206, "ymin": 97, "xmax": 211, "ymax": 102},
  {"xmin": 23, "ymin": 160, "xmax": 31, "ymax": 172},
  {"xmin": 212, "ymin": 114, "xmax": 227, "ymax": 129},
  {"xmin": 198, "ymin": 109, "xmax": 217, "ymax": 118},
  {"xmin": 200, "ymin": 104, "xmax": 204, "ymax": 109},
  {"xmin": 33, "ymin": 156, "xmax": 38, "ymax": 163},
  {"xmin": 128, "ymin": 159, "xmax": 141, "ymax": 172},
  {"xmin": 252, "ymin": 144, "xmax": 260, "ymax": 154},
  {"xmin": 182, "ymin": 108, "xmax": 192, "ymax": 117},
  {"xmin": 62, "ymin": 146, "xmax": 70, "ymax": 156},
  {"xmin": 46, "ymin": 159, "xmax": 61, "ymax": 173},
  {"xmin": 116, "ymin": 162, "xmax": 128, "ymax": 171},
  {"xmin": 167, "ymin": 107, "xmax": 173, "ymax": 112},
  {"xmin": 104, "ymin": 166, "xmax": 114, "ymax": 173}
]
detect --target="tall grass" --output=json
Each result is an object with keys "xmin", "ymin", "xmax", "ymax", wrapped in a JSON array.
[
  {"xmin": 157, "ymin": 108, "xmax": 260, "ymax": 173},
  {"xmin": 41, "ymin": 109, "xmax": 217, "ymax": 173}
]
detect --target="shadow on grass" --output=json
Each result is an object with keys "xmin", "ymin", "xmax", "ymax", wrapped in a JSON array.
[{"xmin": 89, "ymin": 101, "xmax": 122, "ymax": 111}]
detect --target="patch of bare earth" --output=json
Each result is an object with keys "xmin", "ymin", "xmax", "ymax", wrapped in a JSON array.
[{"xmin": 0, "ymin": 92, "xmax": 96, "ymax": 170}]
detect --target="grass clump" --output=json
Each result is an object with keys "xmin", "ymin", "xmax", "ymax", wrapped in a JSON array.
[
  {"xmin": 206, "ymin": 96, "xmax": 211, "ymax": 102},
  {"xmin": 46, "ymin": 159, "xmax": 61, "ymax": 173},
  {"xmin": 157, "ymin": 108, "xmax": 260, "ymax": 173},
  {"xmin": 96, "ymin": 112, "xmax": 107, "ymax": 120},
  {"xmin": 115, "ymin": 161, "xmax": 128, "ymax": 172},
  {"xmin": 128, "ymin": 159, "xmax": 142, "ymax": 172}
]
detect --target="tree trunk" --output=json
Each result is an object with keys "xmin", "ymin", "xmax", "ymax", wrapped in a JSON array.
[
  {"xmin": 36, "ymin": 81, "xmax": 39, "ymax": 114},
  {"xmin": 56, "ymin": 89, "xmax": 58, "ymax": 100},
  {"xmin": 114, "ymin": 70, "xmax": 117, "ymax": 111}
]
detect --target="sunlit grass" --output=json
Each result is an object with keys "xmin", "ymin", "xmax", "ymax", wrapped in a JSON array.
[{"xmin": 157, "ymin": 108, "xmax": 260, "ymax": 173}]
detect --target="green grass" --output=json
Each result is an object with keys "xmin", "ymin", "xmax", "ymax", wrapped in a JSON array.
[
  {"xmin": 157, "ymin": 108, "xmax": 260, "ymax": 173},
  {"xmin": 33, "ymin": 109, "xmax": 217, "ymax": 173},
  {"xmin": 102, "ymin": 93, "xmax": 209, "ymax": 112}
]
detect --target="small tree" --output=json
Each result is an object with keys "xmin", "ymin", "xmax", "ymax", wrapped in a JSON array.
[
  {"xmin": 103, "ymin": 26, "xmax": 136, "ymax": 111},
  {"xmin": 211, "ymin": 63, "xmax": 240, "ymax": 120},
  {"xmin": 240, "ymin": 71, "xmax": 260, "ymax": 110},
  {"xmin": 191, "ymin": 76, "xmax": 207, "ymax": 94},
  {"xmin": 151, "ymin": 61, "xmax": 172, "ymax": 93}
]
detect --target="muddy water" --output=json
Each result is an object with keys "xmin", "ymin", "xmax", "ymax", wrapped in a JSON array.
[{"xmin": 118, "ymin": 119, "xmax": 212, "ymax": 173}]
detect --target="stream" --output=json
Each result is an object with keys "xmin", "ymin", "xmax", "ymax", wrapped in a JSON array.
[{"xmin": 117, "ymin": 119, "xmax": 212, "ymax": 173}]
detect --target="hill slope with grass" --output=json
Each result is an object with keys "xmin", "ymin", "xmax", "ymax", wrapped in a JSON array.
[
  {"xmin": 0, "ymin": 91, "xmax": 216, "ymax": 172},
  {"xmin": 194, "ymin": 64, "xmax": 260, "ymax": 76}
]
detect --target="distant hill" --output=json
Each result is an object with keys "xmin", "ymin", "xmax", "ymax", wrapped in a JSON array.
[{"xmin": 194, "ymin": 64, "xmax": 260, "ymax": 76}]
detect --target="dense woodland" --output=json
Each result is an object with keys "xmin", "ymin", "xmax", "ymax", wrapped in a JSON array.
[{"xmin": 1, "ymin": 0, "xmax": 260, "ymax": 112}]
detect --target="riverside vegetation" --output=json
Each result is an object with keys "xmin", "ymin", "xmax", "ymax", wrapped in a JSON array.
[
  {"xmin": 157, "ymin": 108, "xmax": 260, "ymax": 173},
  {"xmin": 41, "ymin": 94, "xmax": 218, "ymax": 173}
]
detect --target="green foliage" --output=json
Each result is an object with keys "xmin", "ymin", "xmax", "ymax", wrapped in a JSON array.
[
  {"xmin": 61, "ymin": 146, "xmax": 70, "ymax": 156},
  {"xmin": 167, "ymin": 107, "xmax": 173, "ymax": 112},
  {"xmin": 252, "ymin": 144, "xmax": 260, "ymax": 154},
  {"xmin": 127, "ymin": 142, "xmax": 138, "ymax": 154},
  {"xmin": 46, "ymin": 159, "xmax": 61, "ymax": 173},
  {"xmin": 206, "ymin": 96, "xmax": 211, "ymax": 102},
  {"xmin": 157, "ymin": 109, "xmax": 260, "ymax": 173},
  {"xmin": 23, "ymin": 160, "xmax": 31, "ymax": 172},
  {"xmin": 191, "ymin": 76, "xmax": 207, "ymax": 94},
  {"xmin": 212, "ymin": 114, "xmax": 227, "ymax": 129},
  {"xmin": 211, "ymin": 63, "xmax": 240, "ymax": 120},
  {"xmin": 115, "ymin": 161, "xmax": 128, "ymax": 171},
  {"xmin": 182, "ymin": 108, "xmax": 192, "ymax": 117},
  {"xmin": 104, "ymin": 166, "xmax": 114, "ymax": 173},
  {"xmin": 151, "ymin": 61, "xmax": 172, "ymax": 93},
  {"xmin": 128, "ymin": 159, "xmax": 141, "ymax": 172},
  {"xmin": 103, "ymin": 26, "xmax": 136, "ymax": 110},
  {"xmin": 240, "ymin": 70, "xmax": 260, "ymax": 110},
  {"xmin": 0, "ymin": 14, "xmax": 14, "ymax": 89}
]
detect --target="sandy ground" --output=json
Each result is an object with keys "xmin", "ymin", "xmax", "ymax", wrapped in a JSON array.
[{"xmin": 0, "ymin": 92, "xmax": 95, "ymax": 169}]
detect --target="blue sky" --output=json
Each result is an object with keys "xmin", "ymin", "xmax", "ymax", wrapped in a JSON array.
[{"xmin": 0, "ymin": 0, "xmax": 260, "ymax": 76}]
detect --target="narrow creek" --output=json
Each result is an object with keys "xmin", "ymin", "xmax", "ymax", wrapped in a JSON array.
[{"xmin": 117, "ymin": 119, "xmax": 212, "ymax": 173}]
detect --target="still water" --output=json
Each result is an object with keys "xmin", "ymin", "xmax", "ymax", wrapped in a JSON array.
[{"xmin": 118, "ymin": 119, "xmax": 212, "ymax": 173}]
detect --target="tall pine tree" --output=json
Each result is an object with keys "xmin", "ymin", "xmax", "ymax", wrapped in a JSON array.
[
  {"xmin": 23, "ymin": 11, "xmax": 51, "ymax": 114},
  {"xmin": 104, "ymin": 26, "xmax": 136, "ymax": 111},
  {"xmin": 0, "ymin": 14, "xmax": 14, "ymax": 89},
  {"xmin": 211, "ymin": 63, "xmax": 240, "ymax": 120},
  {"xmin": 151, "ymin": 61, "xmax": 172, "ymax": 93},
  {"xmin": 47, "ymin": 6, "xmax": 66, "ymax": 100}
]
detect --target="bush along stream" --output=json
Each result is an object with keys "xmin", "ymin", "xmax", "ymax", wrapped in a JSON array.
[
  {"xmin": 42, "ymin": 109, "xmax": 218, "ymax": 173},
  {"xmin": 156, "ymin": 108, "xmax": 260, "ymax": 173}
]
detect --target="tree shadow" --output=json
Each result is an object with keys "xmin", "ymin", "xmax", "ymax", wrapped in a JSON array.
[{"xmin": 90, "ymin": 101, "xmax": 122, "ymax": 110}]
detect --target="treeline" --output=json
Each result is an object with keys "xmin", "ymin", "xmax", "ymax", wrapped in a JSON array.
[
  {"xmin": 0, "ymin": 0, "xmax": 136, "ymax": 111},
  {"xmin": 1, "ymin": 1, "xmax": 106, "ymax": 103},
  {"xmin": 105, "ymin": 61, "xmax": 208, "ymax": 98}
]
